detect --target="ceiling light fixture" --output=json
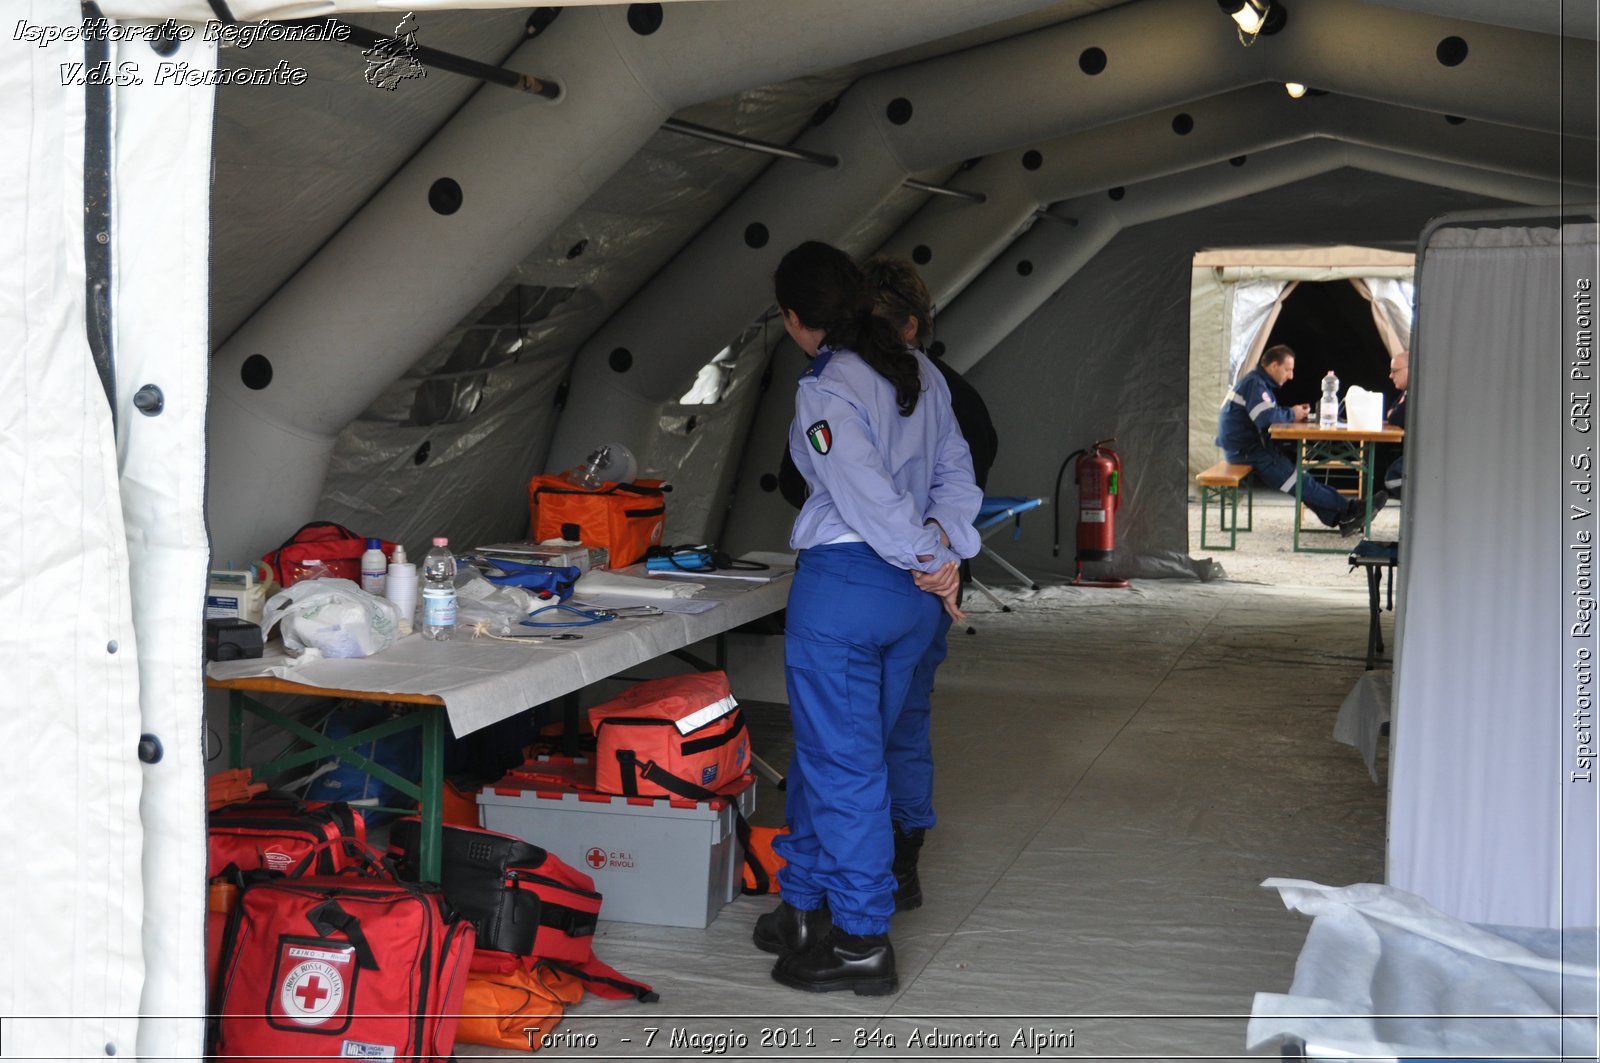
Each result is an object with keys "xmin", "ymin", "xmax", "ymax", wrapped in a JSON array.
[
  {"xmin": 1217, "ymin": 0, "xmax": 1287, "ymax": 45},
  {"xmin": 1284, "ymin": 81, "xmax": 1307, "ymax": 98}
]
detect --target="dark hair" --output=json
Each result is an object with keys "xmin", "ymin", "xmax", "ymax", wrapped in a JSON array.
[
  {"xmin": 774, "ymin": 241, "xmax": 923, "ymax": 415},
  {"xmin": 862, "ymin": 256, "xmax": 934, "ymax": 350},
  {"xmin": 1261, "ymin": 344, "xmax": 1295, "ymax": 368}
]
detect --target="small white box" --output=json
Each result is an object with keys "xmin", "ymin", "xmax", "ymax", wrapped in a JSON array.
[{"xmin": 477, "ymin": 767, "xmax": 754, "ymax": 929}]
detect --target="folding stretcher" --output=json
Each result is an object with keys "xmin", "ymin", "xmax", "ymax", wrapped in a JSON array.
[{"xmin": 967, "ymin": 496, "xmax": 1048, "ymax": 613}]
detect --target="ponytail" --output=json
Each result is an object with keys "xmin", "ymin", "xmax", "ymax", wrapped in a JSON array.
[
  {"xmin": 774, "ymin": 241, "xmax": 925, "ymax": 416},
  {"xmin": 850, "ymin": 299, "xmax": 923, "ymax": 416}
]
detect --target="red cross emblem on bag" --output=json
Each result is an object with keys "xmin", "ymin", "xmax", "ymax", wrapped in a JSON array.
[{"xmin": 271, "ymin": 941, "xmax": 356, "ymax": 1031}]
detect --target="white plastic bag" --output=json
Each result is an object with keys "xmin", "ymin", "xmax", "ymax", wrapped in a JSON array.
[
  {"xmin": 453, "ymin": 564, "xmax": 538, "ymax": 636},
  {"xmin": 260, "ymin": 577, "xmax": 402, "ymax": 658}
]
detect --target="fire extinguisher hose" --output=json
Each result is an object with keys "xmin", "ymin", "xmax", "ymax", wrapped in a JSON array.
[{"xmin": 1052, "ymin": 448, "xmax": 1086, "ymax": 557}]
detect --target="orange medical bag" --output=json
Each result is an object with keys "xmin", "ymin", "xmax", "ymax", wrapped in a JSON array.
[
  {"xmin": 525, "ymin": 475, "xmax": 667, "ymax": 568},
  {"xmin": 588, "ymin": 671, "xmax": 750, "ymax": 799}
]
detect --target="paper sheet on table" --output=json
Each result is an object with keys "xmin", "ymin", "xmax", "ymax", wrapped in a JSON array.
[
  {"xmin": 574, "ymin": 569, "xmax": 703, "ymax": 599},
  {"xmin": 1246, "ymin": 879, "xmax": 1596, "ymax": 1058}
]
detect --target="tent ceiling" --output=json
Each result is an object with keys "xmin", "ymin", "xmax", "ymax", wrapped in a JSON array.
[
  {"xmin": 210, "ymin": 0, "xmax": 1593, "ymax": 346},
  {"xmin": 197, "ymin": 0, "xmax": 1593, "ymax": 565}
]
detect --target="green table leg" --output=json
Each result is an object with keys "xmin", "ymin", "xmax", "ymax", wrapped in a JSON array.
[
  {"xmin": 1362, "ymin": 441, "xmax": 1377, "ymax": 536},
  {"xmin": 419, "ymin": 708, "xmax": 445, "ymax": 884},
  {"xmin": 1292, "ymin": 441, "xmax": 1307, "ymax": 552},
  {"xmin": 229, "ymin": 690, "xmax": 244, "ymax": 768}
]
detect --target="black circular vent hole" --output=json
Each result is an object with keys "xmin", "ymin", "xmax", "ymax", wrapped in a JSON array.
[
  {"xmin": 1016, "ymin": 260, "xmax": 1034, "ymax": 277},
  {"xmin": 1229, "ymin": 155, "xmax": 1248, "ymax": 167},
  {"xmin": 627, "ymin": 4, "xmax": 663, "ymax": 35},
  {"xmin": 428, "ymin": 178, "xmax": 463, "ymax": 216},
  {"xmin": 1108, "ymin": 186, "xmax": 1126, "ymax": 201},
  {"xmin": 759, "ymin": 474, "xmax": 778, "ymax": 493},
  {"xmin": 241, "ymin": 354, "xmax": 272, "ymax": 390},
  {"xmin": 912, "ymin": 245, "xmax": 932, "ymax": 265},
  {"xmin": 1172, "ymin": 113, "xmax": 1194, "ymax": 136},
  {"xmin": 1436, "ymin": 36, "xmax": 1468, "ymax": 66},
  {"xmin": 1022, "ymin": 150, "xmax": 1044, "ymax": 171},
  {"xmin": 928, "ymin": 340, "xmax": 946, "ymax": 359},
  {"xmin": 744, "ymin": 223, "xmax": 769, "ymax": 249},
  {"xmin": 886, "ymin": 97, "xmax": 913, "ymax": 125},
  {"xmin": 1079, "ymin": 47, "xmax": 1107, "ymax": 75},
  {"xmin": 609, "ymin": 347, "xmax": 633, "ymax": 373}
]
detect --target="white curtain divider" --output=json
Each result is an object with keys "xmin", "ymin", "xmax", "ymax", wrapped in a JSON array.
[{"xmin": 1389, "ymin": 219, "xmax": 1598, "ymax": 929}]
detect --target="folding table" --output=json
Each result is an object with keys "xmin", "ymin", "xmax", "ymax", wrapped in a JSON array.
[{"xmin": 206, "ymin": 567, "xmax": 792, "ymax": 882}]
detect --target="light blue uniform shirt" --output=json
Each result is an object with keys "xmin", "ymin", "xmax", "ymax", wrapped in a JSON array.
[{"xmin": 788, "ymin": 345, "xmax": 982, "ymax": 572}]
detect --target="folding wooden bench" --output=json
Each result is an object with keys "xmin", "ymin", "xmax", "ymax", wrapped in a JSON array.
[{"xmin": 1196, "ymin": 461, "xmax": 1253, "ymax": 550}]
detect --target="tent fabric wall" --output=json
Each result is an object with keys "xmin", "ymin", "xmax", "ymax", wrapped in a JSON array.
[
  {"xmin": 0, "ymin": 4, "xmax": 146, "ymax": 1054},
  {"xmin": 1389, "ymin": 219, "xmax": 1598, "ymax": 929},
  {"xmin": 112, "ymin": 34, "xmax": 218, "ymax": 1058}
]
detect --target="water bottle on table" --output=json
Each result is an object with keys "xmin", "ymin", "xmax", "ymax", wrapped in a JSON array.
[
  {"xmin": 1319, "ymin": 370, "xmax": 1340, "ymax": 428},
  {"xmin": 422, "ymin": 537, "xmax": 457, "ymax": 641}
]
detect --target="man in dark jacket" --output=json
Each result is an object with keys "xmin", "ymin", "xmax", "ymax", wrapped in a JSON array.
[
  {"xmin": 1217, "ymin": 344, "xmax": 1379, "ymax": 535},
  {"xmin": 1382, "ymin": 349, "xmax": 1408, "ymax": 499}
]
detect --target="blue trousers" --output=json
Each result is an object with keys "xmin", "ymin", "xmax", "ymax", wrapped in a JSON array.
[
  {"xmin": 776, "ymin": 542, "xmax": 942, "ymax": 935},
  {"xmin": 1226, "ymin": 444, "xmax": 1352, "ymax": 527},
  {"xmin": 1384, "ymin": 454, "xmax": 1404, "ymax": 500},
  {"xmin": 888, "ymin": 611, "xmax": 950, "ymax": 831}
]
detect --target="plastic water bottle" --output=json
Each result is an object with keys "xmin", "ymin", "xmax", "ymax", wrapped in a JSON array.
[
  {"xmin": 1319, "ymin": 370, "xmax": 1340, "ymax": 428},
  {"xmin": 360, "ymin": 538, "xmax": 388, "ymax": 595},
  {"xmin": 421, "ymin": 537, "xmax": 457, "ymax": 641}
]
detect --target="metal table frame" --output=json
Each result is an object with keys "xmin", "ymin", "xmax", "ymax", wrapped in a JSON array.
[
  {"xmin": 207, "ymin": 570, "xmax": 789, "ymax": 884},
  {"xmin": 1268, "ymin": 424, "xmax": 1404, "ymax": 554}
]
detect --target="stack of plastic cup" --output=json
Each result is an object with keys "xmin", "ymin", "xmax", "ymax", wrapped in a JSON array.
[{"xmin": 385, "ymin": 558, "xmax": 419, "ymax": 636}]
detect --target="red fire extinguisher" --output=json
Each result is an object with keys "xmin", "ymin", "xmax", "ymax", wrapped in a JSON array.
[{"xmin": 1053, "ymin": 438, "xmax": 1131, "ymax": 588}]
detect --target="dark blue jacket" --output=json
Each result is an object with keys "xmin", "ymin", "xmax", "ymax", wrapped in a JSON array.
[{"xmin": 1216, "ymin": 365, "xmax": 1296, "ymax": 454}]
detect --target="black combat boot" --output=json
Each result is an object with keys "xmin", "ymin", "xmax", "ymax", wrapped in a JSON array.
[
  {"xmin": 892, "ymin": 826, "xmax": 926, "ymax": 911},
  {"xmin": 771, "ymin": 928, "xmax": 898, "ymax": 996},
  {"xmin": 752, "ymin": 900, "xmax": 831, "ymax": 956}
]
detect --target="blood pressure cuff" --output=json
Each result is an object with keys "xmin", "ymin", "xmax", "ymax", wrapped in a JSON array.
[{"xmin": 478, "ymin": 559, "xmax": 580, "ymax": 601}]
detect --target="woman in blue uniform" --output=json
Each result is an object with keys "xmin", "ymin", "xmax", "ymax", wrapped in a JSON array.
[{"xmin": 754, "ymin": 241, "xmax": 981, "ymax": 995}]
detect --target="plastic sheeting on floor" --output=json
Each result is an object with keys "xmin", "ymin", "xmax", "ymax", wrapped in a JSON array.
[
  {"xmin": 1333, "ymin": 669, "xmax": 1391, "ymax": 784},
  {"xmin": 1247, "ymin": 879, "xmax": 1598, "ymax": 1059},
  {"xmin": 455, "ymin": 577, "xmax": 1395, "ymax": 1057}
]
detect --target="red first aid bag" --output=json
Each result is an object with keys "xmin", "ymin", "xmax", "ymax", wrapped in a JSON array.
[
  {"xmin": 261, "ymin": 521, "xmax": 399, "ymax": 586},
  {"xmin": 212, "ymin": 846, "xmax": 475, "ymax": 1063},
  {"xmin": 208, "ymin": 796, "xmax": 367, "ymax": 878},
  {"xmin": 526, "ymin": 476, "xmax": 667, "ymax": 568},
  {"xmin": 588, "ymin": 671, "xmax": 750, "ymax": 799},
  {"xmin": 387, "ymin": 818, "xmax": 655, "ymax": 1002}
]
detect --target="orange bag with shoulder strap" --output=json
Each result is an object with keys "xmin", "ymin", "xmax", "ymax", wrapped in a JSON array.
[
  {"xmin": 738, "ymin": 815, "xmax": 788, "ymax": 895},
  {"xmin": 526, "ymin": 476, "xmax": 667, "ymax": 568},
  {"xmin": 455, "ymin": 962, "xmax": 585, "ymax": 1052}
]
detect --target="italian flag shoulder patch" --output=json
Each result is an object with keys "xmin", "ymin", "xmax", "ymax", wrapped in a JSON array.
[{"xmin": 806, "ymin": 420, "xmax": 832, "ymax": 455}]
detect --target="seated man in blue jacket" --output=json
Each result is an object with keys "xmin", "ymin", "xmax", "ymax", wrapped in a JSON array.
[{"xmin": 1216, "ymin": 343, "xmax": 1383, "ymax": 536}]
